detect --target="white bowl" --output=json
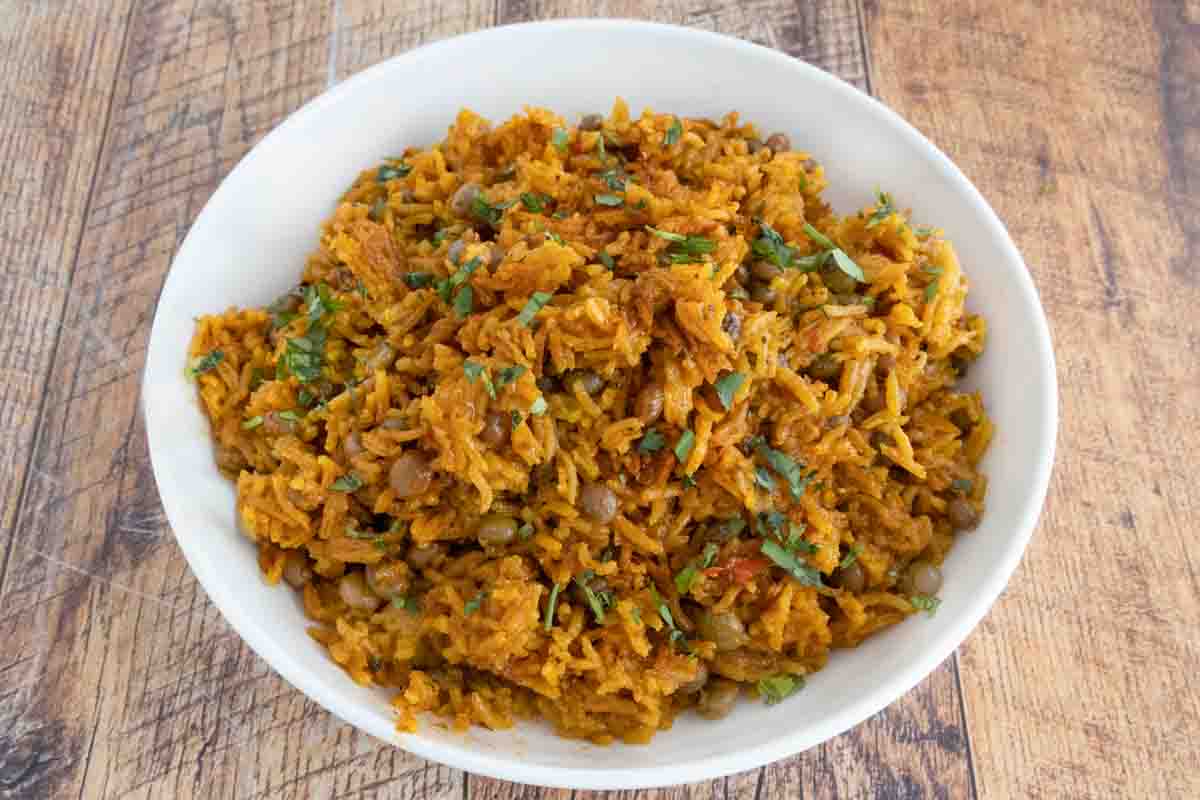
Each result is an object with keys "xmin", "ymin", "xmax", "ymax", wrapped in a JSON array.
[{"xmin": 143, "ymin": 19, "xmax": 1057, "ymax": 790}]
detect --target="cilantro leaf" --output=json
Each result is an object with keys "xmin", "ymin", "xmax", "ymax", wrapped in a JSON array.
[
  {"xmin": 464, "ymin": 591, "xmax": 488, "ymax": 615},
  {"xmin": 280, "ymin": 326, "xmax": 327, "ymax": 383},
  {"xmin": 650, "ymin": 586, "xmax": 690, "ymax": 652},
  {"xmin": 598, "ymin": 251, "xmax": 616, "ymax": 270},
  {"xmin": 518, "ymin": 521, "xmax": 535, "ymax": 540},
  {"xmin": 757, "ymin": 674, "xmax": 804, "ymax": 705},
  {"xmin": 645, "ymin": 226, "xmax": 716, "ymax": 264},
  {"xmin": 391, "ymin": 595, "xmax": 420, "ymax": 612},
  {"xmin": 494, "ymin": 365, "xmax": 527, "ymax": 390},
  {"xmin": 303, "ymin": 283, "xmax": 342, "ymax": 325},
  {"xmin": 803, "ymin": 223, "xmax": 865, "ymax": 282},
  {"xmin": 760, "ymin": 539, "xmax": 825, "ymax": 587},
  {"xmin": 674, "ymin": 429, "xmax": 696, "ymax": 463},
  {"xmin": 510, "ymin": 410, "xmax": 523, "ymax": 431},
  {"xmin": 471, "ymin": 195, "xmax": 516, "ymax": 227},
  {"xmin": 241, "ymin": 415, "xmax": 263, "ymax": 430},
  {"xmin": 543, "ymin": 583, "xmax": 561, "ymax": 630},
  {"xmin": 755, "ymin": 466, "xmax": 777, "ymax": 492},
  {"xmin": 752, "ymin": 221, "xmax": 794, "ymax": 268},
  {"xmin": 638, "ymin": 428, "xmax": 665, "ymax": 453},
  {"xmin": 594, "ymin": 193, "xmax": 623, "ymax": 207},
  {"xmin": 866, "ymin": 189, "xmax": 896, "ymax": 229},
  {"xmin": 551, "ymin": 127, "xmax": 569, "ymax": 155},
  {"xmin": 377, "ymin": 162, "xmax": 412, "ymax": 182},
  {"xmin": 910, "ymin": 594, "xmax": 941, "ymax": 615},
  {"xmin": 463, "ymin": 360, "xmax": 495, "ymax": 398},
  {"xmin": 185, "ymin": 350, "xmax": 224, "ymax": 378},
  {"xmin": 839, "ymin": 545, "xmax": 862, "ymax": 570},
  {"xmin": 663, "ymin": 118, "xmax": 682, "ymax": 147},
  {"xmin": 951, "ymin": 479, "xmax": 974, "ymax": 494},
  {"xmin": 452, "ymin": 284, "xmax": 473, "ymax": 318},
  {"xmin": 403, "ymin": 272, "xmax": 434, "ymax": 289},
  {"xmin": 436, "ymin": 256, "xmax": 482, "ymax": 303},
  {"xmin": 521, "ymin": 192, "xmax": 550, "ymax": 213},
  {"xmin": 674, "ymin": 542, "xmax": 720, "ymax": 594},
  {"xmin": 574, "ymin": 572, "xmax": 614, "ymax": 623},
  {"xmin": 331, "ymin": 472, "xmax": 364, "ymax": 492},
  {"xmin": 714, "ymin": 372, "xmax": 747, "ymax": 410},
  {"xmin": 753, "ymin": 438, "xmax": 815, "ymax": 501},
  {"xmin": 517, "ymin": 292, "xmax": 553, "ymax": 326}
]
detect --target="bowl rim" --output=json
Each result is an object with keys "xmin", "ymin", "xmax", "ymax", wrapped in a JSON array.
[{"xmin": 144, "ymin": 17, "xmax": 1058, "ymax": 789}]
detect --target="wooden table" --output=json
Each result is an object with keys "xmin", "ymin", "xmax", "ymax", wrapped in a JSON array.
[{"xmin": 1, "ymin": 1, "xmax": 1196, "ymax": 797}]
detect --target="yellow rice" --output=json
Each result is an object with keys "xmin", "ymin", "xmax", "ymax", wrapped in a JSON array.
[{"xmin": 187, "ymin": 100, "xmax": 991, "ymax": 744}]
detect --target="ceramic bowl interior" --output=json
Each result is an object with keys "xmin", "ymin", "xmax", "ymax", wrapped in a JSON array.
[{"xmin": 143, "ymin": 19, "xmax": 1057, "ymax": 790}]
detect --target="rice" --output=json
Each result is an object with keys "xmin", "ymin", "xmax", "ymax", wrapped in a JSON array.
[{"xmin": 187, "ymin": 100, "xmax": 991, "ymax": 744}]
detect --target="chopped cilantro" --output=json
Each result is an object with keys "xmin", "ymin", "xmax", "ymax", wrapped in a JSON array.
[
  {"xmin": 646, "ymin": 226, "xmax": 716, "ymax": 264},
  {"xmin": 391, "ymin": 595, "xmax": 420, "ymax": 612},
  {"xmin": 915, "ymin": 226, "xmax": 934, "ymax": 238},
  {"xmin": 185, "ymin": 350, "xmax": 224, "ymax": 378},
  {"xmin": 598, "ymin": 167, "xmax": 628, "ymax": 192},
  {"xmin": 803, "ymin": 223, "xmax": 866, "ymax": 282},
  {"xmin": 551, "ymin": 127, "xmax": 569, "ymax": 155},
  {"xmin": 757, "ymin": 674, "xmax": 805, "ymax": 705},
  {"xmin": 521, "ymin": 192, "xmax": 550, "ymax": 213},
  {"xmin": 650, "ymin": 585, "xmax": 690, "ymax": 652},
  {"xmin": 753, "ymin": 437, "xmax": 815, "ymax": 501},
  {"xmin": 574, "ymin": 572, "xmax": 614, "ymax": 623},
  {"xmin": 543, "ymin": 583, "xmax": 561, "ymax": 630},
  {"xmin": 452, "ymin": 284, "xmax": 473, "ymax": 318},
  {"xmin": 431, "ymin": 228, "xmax": 452, "ymax": 246},
  {"xmin": 303, "ymin": 283, "xmax": 342, "ymax": 325},
  {"xmin": 755, "ymin": 466, "xmax": 777, "ymax": 492},
  {"xmin": 511, "ymin": 410, "xmax": 523, "ymax": 431},
  {"xmin": 839, "ymin": 545, "xmax": 862, "ymax": 570},
  {"xmin": 545, "ymin": 230, "xmax": 566, "ymax": 244},
  {"xmin": 403, "ymin": 272, "xmax": 434, "ymax": 289},
  {"xmin": 681, "ymin": 473, "xmax": 698, "ymax": 489},
  {"xmin": 471, "ymin": 195, "xmax": 516, "ymax": 227},
  {"xmin": 276, "ymin": 410, "xmax": 302, "ymax": 423},
  {"xmin": 674, "ymin": 542, "xmax": 720, "ymax": 594},
  {"xmin": 866, "ymin": 189, "xmax": 896, "ymax": 229},
  {"xmin": 752, "ymin": 221, "xmax": 794, "ymax": 268},
  {"xmin": 952, "ymin": 478, "xmax": 974, "ymax": 494},
  {"xmin": 368, "ymin": 196, "xmax": 387, "ymax": 221},
  {"xmin": 517, "ymin": 291, "xmax": 553, "ymax": 326},
  {"xmin": 517, "ymin": 521, "xmax": 535, "ymax": 541},
  {"xmin": 638, "ymin": 428, "xmax": 666, "ymax": 453},
  {"xmin": 714, "ymin": 372, "xmax": 747, "ymax": 410},
  {"xmin": 463, "ymin": 360, "xmax": 495, "ymax": 399},
  {"xmin": 594, "ymin": 193, "xmax": 623, "ymax": 207},
  {"xmin": 464, "ymin": 591, "xmax": 487, "ymax": 615},
  {"xmin": 910, "ymin": 595, "xmax": 941, "ymax": 615},
  {"xmin": 436, "ymin": 256, "xmax": 482, "ymax": 303},
  {"xmin": 494, "ymin": 365, "xmax": 527, "ymax": 390},
  {"xmin": 761, "ymin": 539, "xmax": 825, "ymax": 587},
  {"xmin": 280, "ymin": 326, "xmax": 327, "ymax": 383},
  {"xmin": 330, "ymin": 472, "xmax": 363, "ymax": 492},
  {"xmin": 241, "ymin": 415, "xmax": 263, "ymax": 430},
  {"xmin": 663, "ymin": 118, "xmax": 683, "ymax": 147},
  {"xmin": 377, "ymin": 162, "xmax": 412, "ymax": 182},
  {"xmin": 674, "ymin": 429, "xmax": 695, "ymax": 463},
  {"xmin": 598, "ymin": 251, "xmax": 616, "ymax": 270}
]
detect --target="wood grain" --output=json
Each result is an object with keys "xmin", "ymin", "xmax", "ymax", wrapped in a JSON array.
[
  {"xmin": 0, "ymin": 0, "xmax": 135, "ymax": 598},
  {"xmin": 1, "ymin": 0, "xmax": 1195, "ymax": 797},
  {"xmin": 866, "ymin": 0, "xmax": 1200, "ymax": 797}
]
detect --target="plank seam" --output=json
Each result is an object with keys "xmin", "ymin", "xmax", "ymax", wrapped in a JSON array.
[{"xmin": 952, "ymin": 653, "xmax": 980, "ymax": 800}]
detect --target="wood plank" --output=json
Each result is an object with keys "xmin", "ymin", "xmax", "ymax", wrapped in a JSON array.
[
  {"xmin": 0, "ymin": 0, "xmax": 134, "ymax": 597},
  {"xmin": 866, "ymin": 1, "xmax": 1200, "ymax": 797},
  {"xmin": 0, "ymin": 1, "xmax": 458, "ymax": 798},
  {"xmin": 0, "ymin": 2, "xmax": 973, "ymax": 799}
]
